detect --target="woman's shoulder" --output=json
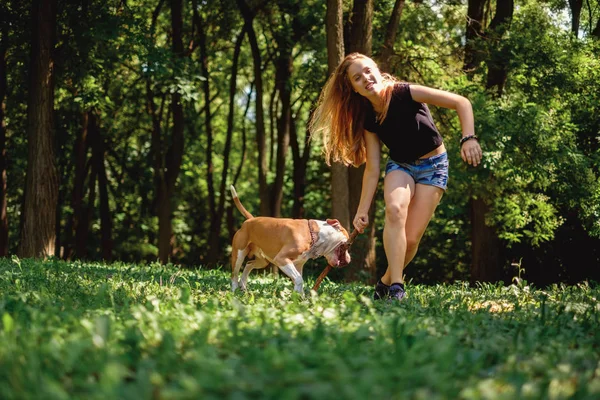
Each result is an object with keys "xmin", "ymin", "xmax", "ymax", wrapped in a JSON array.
[{"xmin": 392, "ymin": 82, "xmax": 413, "ymax": 101}]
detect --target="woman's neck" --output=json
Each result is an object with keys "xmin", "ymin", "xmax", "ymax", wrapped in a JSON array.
[{"xmin": 368, "ymin": 91, "xmax": 385, "ymax": 113}]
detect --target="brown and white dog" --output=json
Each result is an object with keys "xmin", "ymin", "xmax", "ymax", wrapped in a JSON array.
[{"xmin": 230, "ymin": 185, "xmax": 351, "ymax": 293}]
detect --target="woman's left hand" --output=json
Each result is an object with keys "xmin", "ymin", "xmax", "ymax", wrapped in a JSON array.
[{"xmin": 461, "ymin": 139, "xmax": 482, "ymax": 167}]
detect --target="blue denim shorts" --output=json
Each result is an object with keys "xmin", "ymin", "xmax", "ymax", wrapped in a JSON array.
[{"xmin": 385, "ymin": 152, "xmax": 449, "ymax": 191}]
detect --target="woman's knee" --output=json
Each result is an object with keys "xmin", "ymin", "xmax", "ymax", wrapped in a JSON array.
[{"xmin": 385, "ymin": 202, "xmax": 408, "ymax": 224}]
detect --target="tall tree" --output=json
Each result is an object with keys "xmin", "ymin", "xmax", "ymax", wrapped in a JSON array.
[
  {"xmin": 0, "ymin": 9, "xmax": 8, "ymax": 256},
  {"xmin": 237, "ymin": 0, "xmax": 270, "ymax": 217},
  {"xmin": 192, "ymin": 1, "xmax": 221, "ymax": 263},
  {"xmin": 269, "ymin": 2, "xmax": 317, "ymax": 218},
  {"xmin": 345, "ymin": 0, "xmax": 377, "ymax": 282},
  {"xmin": 485, "ymin": 0, "xmax": 514, "ymax": 96},
  {"xmin": 568, "ymin": 0, "xmax": 583, "ymax": 37},
  {"xmin": 593, "ymin": 6, "xmax": 600, "ymax": 38},
  {"xmin": 471, "ymin": 0, "xmax": 515, "ymax": 283},
  {"xmin": 378, "ymin": 0, "xmax": 405, "ymax": 71},
  {"xmin": 64, "ymin": 112, "xmax": 89, "ymax": 259},
  {"xmin": 327, "ymin": 0, "xmax": 350, "ymax": 230},
  {"xmin": 215, "ymin": 26, "xmax": 246, "ymax": 257},
  {"xmin": 270, "ymin": 14, "xmax": 294, "ymax": 217},
  {"xmin": 91, "ymin": 112, "xmax": 113, "ymax": 261},
  {"xmin": 463, "ymin": 0, "xmax": 486, "ymax": 74},
  {"xmin": 18, "ymin": 0, "xmax": 59, "ymax": 258},
  {"xmin": 148, "ymin": 0, "xmax": 186, "ymax": 264}
]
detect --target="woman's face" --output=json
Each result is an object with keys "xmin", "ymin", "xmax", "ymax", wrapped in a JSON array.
[{"xmin": 346, "ymin": 58, "xmax": 382, "ymax": 98}]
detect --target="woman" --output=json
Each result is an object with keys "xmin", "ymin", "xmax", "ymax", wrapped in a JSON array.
[{"xmin": 309, "ymin": 53, "xmax": 482, "ymax": 301}]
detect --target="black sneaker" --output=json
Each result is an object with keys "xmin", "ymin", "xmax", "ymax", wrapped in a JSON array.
[
  {"xmin": 388, "ymin": 283, "xmax": 406, "ymax": 302},
  {"xmin": 373, "ymin": 279, "xmax": 390, "ymax": 300}
]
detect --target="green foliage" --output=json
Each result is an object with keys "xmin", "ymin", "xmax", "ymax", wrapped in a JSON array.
[
  {"xmin": 436, "ymin": 2, "xmax": 600, "ymax": 253},
  {"xmin": 1, "ymin": 258, "xmax": 599, "ymax": 399},
  {"xmin": 2, "ymin": 0, "xmax": 600, "ymax": 283}
]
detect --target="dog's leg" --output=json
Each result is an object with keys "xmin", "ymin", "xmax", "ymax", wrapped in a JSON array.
[
  {"xmin": 294, "ymin": 260, "xmax": 307, "ymax": 277},
  {"xmin": 231, "ymin": 247, "xmax": 249, "ymax": 292},
  {"xmin": 277, "ymin": 262, "xmax": 304, "ymax": 294},
  {"xmin": 231, "ymin": 229, "xmax": 252, "ymax": 292},
  {"xmin": 240, "ymin": 256, "xmax": 268, "ymax": 291}
]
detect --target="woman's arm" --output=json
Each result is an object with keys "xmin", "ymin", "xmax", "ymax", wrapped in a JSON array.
[
  {"xmin": 409, "ymin": 84, "xmax": 482, "ymax": 167},
  {"xmin": 353, "ymin": 130, "xmax": 381, "ymax": 233}
]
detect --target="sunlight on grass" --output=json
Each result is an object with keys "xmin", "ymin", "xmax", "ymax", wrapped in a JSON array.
[
  {"xmin": 0, "ymin": 257, "xmax": 599, "ymax": 399},
  {"xmin": 468, "ymin": 300, "xmax": 515, "ymax": 313}
]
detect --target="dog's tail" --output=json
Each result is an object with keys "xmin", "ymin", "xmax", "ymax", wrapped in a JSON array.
[{"xmin": 230, "ymin": 185, "xmax": 254, "ymax": 220}]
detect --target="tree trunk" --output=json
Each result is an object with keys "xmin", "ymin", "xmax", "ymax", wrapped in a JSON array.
[
  {"xmin": 327, "ymin": 0, "xmax": 351, "ymax": 230},
  {"xmin": 485, "ymin": 0, "xmax": 514, "ymax": 96},
  {"xmin": 64, "ymin": 112, "xmax": 90, "ymax": 260},
  {"xmin": 0, "ymin": 29, "xmax": 8, "ymax": 256},
  {"xmin": 89, "ymin": 111, "xmax": 113, "ymax": 261},
  {"xmin": 463, "ymin": 0, "xmax": 486, "ymax": 74},
  {"xmin": 347, "ymin": 0, "xmax": 373, "ymax": 54},
  {"xmin": 466, "ymin": 0, "xmax": 513, "ymax": 282},
  {"xmin": 77, "ymin": 113, "xmax": 100, "ymax": 259},
  {"xmin": 592, "ymin": 17, "xmax": 600, "ymax": 38},
  {"xmin": 153, "ymin": 0, "xmax": 186, "ymax": 264},
  {"xmin": 470, "ymin": 197, "xmax": 501, "ymax": 283},
  {"xmin": 193, "ymin": 2, "xmax": 223, "ymax": 264},
  {"xmin": 18, "ymin": 0, "xmax": 59, "ymax": 258},
  {"xmin": 271, "ymin": 49, "xmax": 292, "ymax": 217},
  {"xmin": 237, "ymin": 0, "xmax": 269, "ymax": 217},
  {"xmin": 345, "ymin": 0, "xmax": 377, "ymax": 283},
  {"xmin": 568, "ymin": 0, "xmax": 583, "ymax": 37},
  {"xmin": 290, "ymin": 119, "xmax": 310, "ymax": 219},
  {"xmin": 228, "ymin": 84, "xmax": 252, "ymax": 241},
  {"xmin": 216, "ymin": 26, "xmax": 245, "ymax": 257},
  {"xmin": 378, "ymin": 0, "xmax": 405, "ymax": 71}
]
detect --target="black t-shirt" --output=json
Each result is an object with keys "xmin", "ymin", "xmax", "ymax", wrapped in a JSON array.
[{"xmin": 363, "ymin": 83, "xmax": 443, "ymax": 163}]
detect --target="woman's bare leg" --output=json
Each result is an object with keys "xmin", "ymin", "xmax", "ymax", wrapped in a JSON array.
[
  {"xmin": 381, "ymin": 180, "xmax": 444, "ymax": 286},
  {"xmin": 380, "ymin": 170, "xmax": 414, "ymax": 285},
  {"xmin": 403, "ymin": 183, "xmax": 444, "ymax": 266}
]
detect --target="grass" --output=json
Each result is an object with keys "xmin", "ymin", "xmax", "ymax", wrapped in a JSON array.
[{"xmin": 0, "ymin": 256, "xmax": 599, "ymax": 399}]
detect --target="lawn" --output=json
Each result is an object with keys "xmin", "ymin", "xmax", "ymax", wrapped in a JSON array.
[{"xmin": 1, "ymin": 257, "xmax": 599, "ymax": 399}]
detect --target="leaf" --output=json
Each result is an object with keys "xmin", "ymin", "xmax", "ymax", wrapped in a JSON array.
[{"xmin": 2, "ymin": 313, "xmax": 13, "ymax": 333}]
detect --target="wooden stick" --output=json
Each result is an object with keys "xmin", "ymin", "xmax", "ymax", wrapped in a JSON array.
[
  {"xmin": 311, "ymin": 229, "xmax": 360, "ymax": 292},
  {"xmin": 312, "ymin": 265, "xmax": 333, "ymax": 292}
]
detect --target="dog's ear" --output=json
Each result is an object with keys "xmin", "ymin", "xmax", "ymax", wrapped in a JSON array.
[{"xmin": 326, "ymin": 219, "xmax": 341, "ymax": 230}]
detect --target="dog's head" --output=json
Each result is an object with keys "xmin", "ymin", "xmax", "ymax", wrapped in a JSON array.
[{"xmin": 324, "ymin": 219, "xmax": 351, "ymax": 268}]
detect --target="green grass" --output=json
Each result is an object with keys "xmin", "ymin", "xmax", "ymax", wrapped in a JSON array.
[{"xmin": 1, "ymin": 257, "xmax": 599, "ymax": 400}]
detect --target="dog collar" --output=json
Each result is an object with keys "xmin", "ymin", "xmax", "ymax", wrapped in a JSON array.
[{"xmin": 308, "ymin": 219, "xmax": 319, "ymax": 248}]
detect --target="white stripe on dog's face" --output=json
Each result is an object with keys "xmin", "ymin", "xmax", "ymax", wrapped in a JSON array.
[
  {"xmin": 309, "ymin": 221, "xmax": 349, "ymax": 266},
  {"xmin": 318, "ymin": 222, "xmax": 347, "ymax": 243}
]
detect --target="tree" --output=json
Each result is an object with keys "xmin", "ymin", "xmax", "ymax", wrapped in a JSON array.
[
  {"xmin": 568, "ymin": 0, "xmax": 583, "ymax": 37},
  {"xmin": 18, "ymin": 0, "xmax": 59, "ymax": 258},
  {"xmin": 328, "ymin": 0, "xmax": 350, "ymax": 231},
  {"xmin": 344, "ymin": 0, "xmax": 377, "ymax": 283},
  {"xmin": 463, "ymin": 0, "xmax": 486, "ymax": 74},
  {"xmin": 485, "ymin": 0, "xmax": 514, "ymax": 96},
  {"xmin": 469, "ymin": 0, "xmax": 514, "ymax": 283},
  {"xmin": 236, "ymin": 0, "xmax": 270, "ymax": 217},
  {"xmin": 378, "ymin": 0, "xmax": 405, "ymax": 72},
  {"xmin": 0, "ymin": 3, "xmax": 9, "ymax": 256}
]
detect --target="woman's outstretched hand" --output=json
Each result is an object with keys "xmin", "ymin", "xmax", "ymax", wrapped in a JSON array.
[{"xmin": 461, "ymin": 139, "xmax": 482, "ymax": 167}]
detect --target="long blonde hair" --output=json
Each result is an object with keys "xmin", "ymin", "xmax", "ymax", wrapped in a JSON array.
[{"xmin": 309, "ymin": 53, "xmax": 400, "ymax": 166}]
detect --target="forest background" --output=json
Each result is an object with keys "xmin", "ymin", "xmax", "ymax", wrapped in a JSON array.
[{"xmin": 1, "ymin": 0, "xmax": 599, "ymax": 287}]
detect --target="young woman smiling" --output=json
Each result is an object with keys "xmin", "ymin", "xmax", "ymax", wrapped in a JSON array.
[{"xmin": 309, "ymin": 53, "xmax": 482, "ymax": 301}]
